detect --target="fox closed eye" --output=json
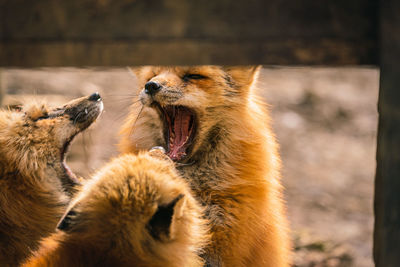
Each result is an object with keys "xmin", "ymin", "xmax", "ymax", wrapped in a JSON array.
[
  {"xmin": 182, "ymin": 74, "xmax": 207, "ymax": 81},
  {"xmin": 35, "ymin": 115, "xmax": 50, "ymax": 121}
]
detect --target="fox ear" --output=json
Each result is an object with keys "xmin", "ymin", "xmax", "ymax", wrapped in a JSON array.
[
  {"xmin": 57, "ymin": 208, "xmax": 78, "ymax": 232},
  {"xmin": 147, "ymin": 194, "xmax": 184, "ymax": 241},
  {"xmin": 223, "ymin": 65, "xmax": 261, "ymax": 88}
]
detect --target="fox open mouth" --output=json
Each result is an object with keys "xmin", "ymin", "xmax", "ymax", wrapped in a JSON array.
[
  {"xmin": 155, "ymin": 104, "xmax": 197, "ymax": 161},
  {"xmin": 61, "ymin": 136, "xmax": 80, "ymax": 186},
  {"xmin": 58, "ymin": 96, "xmax": 103, "ymax": 190}
]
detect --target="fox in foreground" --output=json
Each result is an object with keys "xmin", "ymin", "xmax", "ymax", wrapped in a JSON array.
[
  {"xmin": 120, "ymin": 66, "xmax": 291, "ymax": 266},
  {"xmin": 23, "ymin": 149, "xmax": 210, "ymax": 267},
  {"xmin": 0, "ymin": 93, "xmax": 103, "ymax": 266}
]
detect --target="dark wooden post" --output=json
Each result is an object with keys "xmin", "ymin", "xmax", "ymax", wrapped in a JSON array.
[
  {"xmin": 374, "ymin": 0, "xmax": 400, "ymax": 266},
  {"xmin": 0, "ymin": 72, "xmax": 3, "ymax": 107}
]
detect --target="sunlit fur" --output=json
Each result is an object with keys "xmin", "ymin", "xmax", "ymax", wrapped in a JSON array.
[
  {"xmin": 0, "ymin": 96, "xmax": 102, "ymax": 266},
  {"xmin": 120, "ymin": 66, "xmax": 291, "ymax": 266},
  {"xmin": 23, "ymin": 151, "xmax": 210, "ymax": 267}
]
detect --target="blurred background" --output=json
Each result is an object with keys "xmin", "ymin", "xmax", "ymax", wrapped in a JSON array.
[{"xmin": 0, "ymin": 67, "xmax": 378, "ymax": 267}]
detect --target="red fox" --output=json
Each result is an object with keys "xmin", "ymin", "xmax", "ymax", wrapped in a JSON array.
[
  {"xmin": 0, "ymin": 93, "xmax": 103, "ymax": 266},
  {"xmin": 120, "ymin": 66, "xmax": 291, "ymax": 266},
  {"xmin": 22, "ymin": 149, "xmax": 210, "ymax": 267}
]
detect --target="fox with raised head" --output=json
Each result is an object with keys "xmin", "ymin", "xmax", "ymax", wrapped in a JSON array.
[
  {"xmin": 0, "ymin": 93, "xmax": 103, "ymax": 266},
  {"xmin": 23, "ymin": 149, "xmax": 210, "ymax": 267},
  {"xmin": 120, "ymin": 66, "xmax": 291, "ymax": 266}
]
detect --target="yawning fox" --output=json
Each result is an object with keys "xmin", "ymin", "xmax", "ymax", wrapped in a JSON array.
[
  {"xmin": 120, "ymin": 66, "xmax": 291, "ymax": 266},
  {"xmin": 0, "ymin": 93, "xmax": 103, "ymax": 266}
]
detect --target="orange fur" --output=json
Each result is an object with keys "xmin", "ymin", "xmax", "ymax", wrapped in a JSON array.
[
  {"xmin": 0, "ymin": 95, "xmax": 102, "ymax": 266},
  {"xmin": 23, "ymin": 151, "xmax": 210, "ymax": 267},
  {"xmin": 120, "ymin": 66, "xmax": 291, "ymax": 266}
]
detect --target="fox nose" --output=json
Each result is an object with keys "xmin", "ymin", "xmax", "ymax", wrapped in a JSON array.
[
  {"xmin": 88, "ymin": 92, "xmax": 102, "ymax": 101},
  {"xmin": 145, "ymin": 81, "xmax": 162, "ymax": 95}
]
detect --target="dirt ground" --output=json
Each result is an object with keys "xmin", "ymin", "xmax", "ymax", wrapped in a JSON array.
[{"xmin": 0, "ymin": 67, "xmax": 378, "ymax": 267}]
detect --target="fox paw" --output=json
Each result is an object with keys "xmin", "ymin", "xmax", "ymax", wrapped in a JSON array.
[{"xmin": 149, "ymin": 146, "xmax": 171, "ymax": 161}]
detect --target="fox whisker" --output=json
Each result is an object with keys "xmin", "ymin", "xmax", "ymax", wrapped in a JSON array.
[{"xmin": 130, "ymin": 104, "xmax": 144, "ymax": 136}]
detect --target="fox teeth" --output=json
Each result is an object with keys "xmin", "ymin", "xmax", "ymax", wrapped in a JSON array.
[{"xmin": 85, "ymin": 108, "xmax": 88, "ymax": 114}]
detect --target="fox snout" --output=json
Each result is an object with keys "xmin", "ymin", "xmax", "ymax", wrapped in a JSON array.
[
  {"xmin": 140, "ymin": 81, "xmax": 183, "ymax": 106},
  {"xmin": 61, "ymin": 92, "xmax": 103, "ymax": 128},
  {"xmin": 140, "ymin": 81, "xmax": 159, "ymax": 106},
  {"xmin": 88, "ymin": 92, "xmax": 101, "ymax": 101},
  {"xmin": 144, "ymin": 81, "xmax": 162, "ymax": 95}
]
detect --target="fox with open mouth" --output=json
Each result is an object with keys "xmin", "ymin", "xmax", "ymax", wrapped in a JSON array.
[
  {"xmin": 120, "ymin": 66, "xmax": 291, "ymax": 266},
  {"xmin": 0, "ymin": 93, "xmax": 103, "ymax": 266}
]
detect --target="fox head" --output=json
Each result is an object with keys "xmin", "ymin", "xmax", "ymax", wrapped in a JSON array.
[
  {"xmin": 0, "ymin": 93, "xmax": 103, "ymax": 193},
  {"xmin": 127, "ymin": 66, "xmax": 261, "ymax": 162},
  {"xmin": 52, "ymin": 152, "xmax": 208, "ymax": 267}
]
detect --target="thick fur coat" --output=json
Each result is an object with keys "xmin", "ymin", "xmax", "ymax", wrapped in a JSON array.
[
  {"xmin": 0, "ymin": 95, "xmax": 102, "ymax": 266},
  {"xmin": 120, "ymin": 66, "xmax": 291, "ymax": 266},
  {"xmin": 23, "ymin": 151, "xmax": 210, "ymax": 267}
]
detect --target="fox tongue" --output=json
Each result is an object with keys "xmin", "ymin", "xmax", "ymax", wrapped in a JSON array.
[{"xmin": 169, "ymin": 109, "xmax": 191, "ymax": 160}]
